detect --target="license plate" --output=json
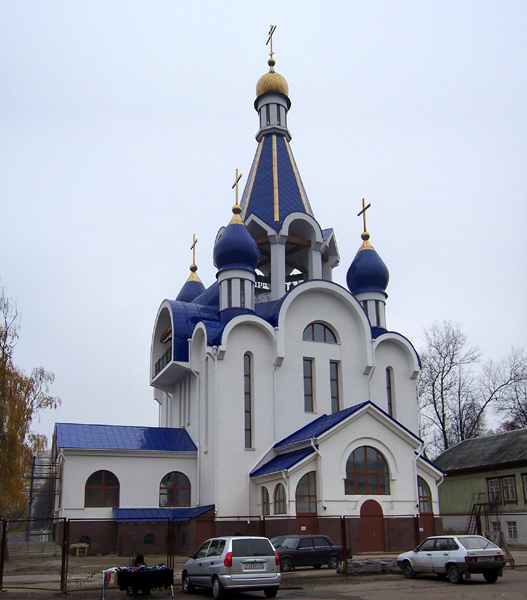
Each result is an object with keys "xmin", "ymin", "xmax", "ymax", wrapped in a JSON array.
[{"xmin": 244, "ymin": 562, "xmax": 264, "ymax": 570}]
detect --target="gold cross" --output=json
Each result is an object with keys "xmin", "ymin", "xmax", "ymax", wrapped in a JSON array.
[
  {"xmin": 232, "ymin": 168, "xmax": 243, "ymax": 206},
  {"xmin": 267, "ymin": 24, "xmax": 277, "ymax": 58},
  {"xmin": 357, "ymin": 198, "xmax": 372, "ymax": 233},
  {"xmin": 190, "ymin": 233, "xmax": 198, "ymax": 264}
]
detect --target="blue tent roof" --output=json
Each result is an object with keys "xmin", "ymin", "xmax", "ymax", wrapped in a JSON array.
[
  {"xmin": 250, "ymin": 447, "xmax": 314, "ymax": 478},
  {"xmin": 55, "ymin": 423, "xmax": 197, "ymax": 452},
  {"xmin": 113, "ymin": 506, "xmax": 214, "ymax": 523}
]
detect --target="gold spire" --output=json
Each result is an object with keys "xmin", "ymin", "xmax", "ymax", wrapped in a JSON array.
[
  {"xmin": 229, "ymin": 168, "xmax": 244, "ymax": 224},
  {"xmin": 357, "ymin": 198, "xmax": 374, "ymax": 250},
  {"xmin": 187, "ymin": 233, "xmax": 202, "ymax": 281},
  {"xmin": 256, "ymin": 24, "xmax": 289, "ymax": 97}
]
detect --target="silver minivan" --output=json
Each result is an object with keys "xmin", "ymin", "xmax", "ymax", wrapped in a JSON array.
[{"xmin": 182, "ymin": 536, "xmax": 281, "ymax": 599}]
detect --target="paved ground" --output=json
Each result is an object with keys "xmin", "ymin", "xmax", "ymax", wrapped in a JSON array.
[{"xmin": 1, "ymin": 550, "xmax": 525, "ymax": 599}]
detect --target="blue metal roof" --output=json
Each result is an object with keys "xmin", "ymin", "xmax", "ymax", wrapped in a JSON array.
[
  {"xmin": 240, "ymin": 134, "xmax": 315, "ymax": 230},
  {"xmin": 347, "ymin": 246, "xmax": 389, "ymax": 294},
  {"xmin": 113, "ymin": 505, "xmax": 214, "ymax": 523},
  {"xmin": 250, "ymin": 447, "xmax": 315, "ymax": 478},
  {"xmin": 176, "ymin": 279, "xmax": 206, "ymax": 302},
  {"xmin": 55, "ymin": 423, "xmax": 197, "ymax": 452},
  {"xmin": 274, "ymin": 403, "xmax": 369, "ymax": 449},
  {"xmin": 213, "ymin": 220, "xmax": 260, "ymax": 273}
]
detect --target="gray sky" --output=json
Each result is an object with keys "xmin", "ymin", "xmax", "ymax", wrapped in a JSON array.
[{"xmin": 1, "ymin": 1, "xmax": 526, "ymax": 443}]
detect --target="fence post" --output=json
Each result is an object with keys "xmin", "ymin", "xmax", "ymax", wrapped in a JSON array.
[
  {"xmin": 60, "ymin": 518, "xmax": 70, "ymax": 593},
  {"xmin": 0, "ymin": 519, "xmax": 7, "ymax": 591},
  {"xmin": 340, "ymin": 516, "xmax": 348, "ymax": 578}
]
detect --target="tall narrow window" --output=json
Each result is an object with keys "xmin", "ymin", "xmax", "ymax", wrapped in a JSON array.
[
  {"xmin": 386, "ymin": 368, "xmax": 393, "ymax": 417},
  {"xmin": 375, "ymin": 300, "xmax": 381, "ymax": 326},
  {"xmin": 296, "ymin": 471, "xmax": 317, "ymax": 514},
  {"xmin": 84, "ymin": 470, "xmax": 120, "ymax": 507},
  {"xmin": 330, "ymin": 361, "xmax": 340, "ymax": 413},
  {"xmin": 418, "ymin": 476, "xmax": 432, "ymax": 513},
  {"xmin": 277, "ymin": 105, "xmax": 281, "ymax": 125},
  {"xmin": 266, "ymin": 105, "xmax": 271, "ymax": 125},
  {"xmin": 303, "ymin": 358, "xmax": 314, "ymax": 412},
  {"xmin": 240, "ymin": 280, "xmax": 246, "ymax": 308},
  {"xmin": 274, "ymin": 484, "xmax": 286, "ymax": 514},
  {"xmin": 244, "ymin": 353, "xmax": 252, "ymax": 448},
  {"xmin": 227, "ymin": 279, "xmax": 232, "ymax": 307},
  {"xmin": 262, "ymin": 487, "xmax": 270, "ymax": 516}
]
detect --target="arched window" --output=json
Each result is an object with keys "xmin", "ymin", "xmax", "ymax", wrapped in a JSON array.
[
  {"xmin": 84, "ymin": 470, "xmax": 120, "ymax": 507},
  {"xmin": 345, "ymin": 446, "xmax": 390, "ymax": 495},
  {"xmin": 244, "ymin": 353, "xmax": 253, "ymax": 448},
  {"xmin": 418, "ymin": 476, "xmax": 433, "ymax": 513},
  {"xmin": 262, "ymin": 487, "xmax": 270, "ymax": 516},
  {"xmin": 144, "ymin": 533, "xmax": 155, "ymax": 545},
  {"xmin": 274, "ymin": 484, "xmax": 286, "ymax": 514},
  {"xmin": 159, "ymin": 471, "xmax": 191, "ymax": 507},
  {"xmin": 302, "ymin": 323, "xmax": 337, "ymax": 344},
  {"xmin": 386, "ymin": 367, "xmax": 394, "ymax": 417},
  {"xmin": 296, "ymin": 471, "xmax": 317, "ymax": 514}
]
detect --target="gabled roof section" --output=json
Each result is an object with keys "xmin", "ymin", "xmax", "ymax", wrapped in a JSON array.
[
  {"xmin": 434, "ymin": 429, "xmax": 527, "ymax": 473},
  {"xmin": 55, "ymin": 423, "xmax": 197, "ymax": 452},
  {"xmin": 113, "ymin": 506, "xmax": 214, "ymax": 523},
  {"xmin": 240, "ymin": 134, "xmax": 315, "ymax": 231},
  {"xmin": 274, "ymin": 403, "xmax": 369, "ymax": 449},
  {"xmin": 250, "ymin": 447, "xmax": 314, "ymax": 478}
]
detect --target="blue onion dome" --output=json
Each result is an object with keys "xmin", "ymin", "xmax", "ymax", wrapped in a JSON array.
[
  {"xmin": 213, "ymin": 204, "xmax": 260, "ymax": 274},
  {"xmin": 346, "ymin": 231, "xmax": 390, "ymax": 294},
  {"xmin": 176, "ymin": 262, "xmax": 206, "ymax": 302}
]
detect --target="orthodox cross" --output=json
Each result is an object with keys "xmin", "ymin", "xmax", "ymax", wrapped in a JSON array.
[
  {"xmin": 357, "ymin": 198, "xmax": 372, "ymax": 233},
  {"xmin": 190, "ymin": 233, "xmax": 198, "ymax": 264},
  {"xmin": 232, "ymin": 168, "xmax": 243, "ymax": 206},
  {"xmin": 267, "ymin": 24, "xmax": 277, "ymax": 58}
]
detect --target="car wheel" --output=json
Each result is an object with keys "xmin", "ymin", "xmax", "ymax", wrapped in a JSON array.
[
  {"xmin": 264, "ymin": 587, "xmax": 279, "ymax": 598},
  {"xmin": 313, "ymin": 564, "xmax": 322, "ymax": 569},
  {"xmin": 483, "ymin": 571, "xmax": 499, "ymax": 583},
  {"xmin": 182, "ymin": 572, "xmax": 194, "ymax": 594},
  {"xmin": 280, "ymin": 557, "xmax": 293, "ymax": 572},
  {"xmin": 327, "ymin": 555, "xmax": 340, "ymax": 570},
  {"xmin": 402, "ymin": 561, "xmax": 416, "ymax": 579},
  {"xmin": 212, "ymin": 577, "xmax": 224, "ymax": 600},
  {"xmin": 447, "ymin": 564, "xmax": 463, "ymax": 584}
]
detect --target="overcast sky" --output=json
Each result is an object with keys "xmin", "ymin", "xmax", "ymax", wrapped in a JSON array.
[{"xmin": 1, "ymin": 1, "xmax": 526, "ymax": 443}]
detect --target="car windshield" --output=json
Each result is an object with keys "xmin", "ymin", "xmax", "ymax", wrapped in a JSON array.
[
  {"xmin": 458, "ymin": 537, "xmax": 498, "ymax": 550},
  {"xmin": 232, "ymin": 539, "xmax": 274, "ymax": 557}
]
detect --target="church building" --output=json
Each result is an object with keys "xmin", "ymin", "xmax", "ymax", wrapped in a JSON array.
[{"xmin": 52, "ymin": 34, "xmax": 443, "ymax": 555}]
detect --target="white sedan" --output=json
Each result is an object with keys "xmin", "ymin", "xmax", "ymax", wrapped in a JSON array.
[{"xmin": 397, "ymin": 535, "xmax": 506, "ymax": 584}]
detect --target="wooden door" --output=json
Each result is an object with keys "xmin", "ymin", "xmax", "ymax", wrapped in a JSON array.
[{"xmin": 360, "ymin": 500, "xmax": 385, "ymax": 552}]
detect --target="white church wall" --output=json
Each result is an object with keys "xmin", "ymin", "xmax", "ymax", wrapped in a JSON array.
[
  {"xmin": 373, "ymin": 339, "xmax": 419, "ymax": 435},
  {"xmin": 58, "ymin": 450, "xmax": 197, "ymax": 519}
]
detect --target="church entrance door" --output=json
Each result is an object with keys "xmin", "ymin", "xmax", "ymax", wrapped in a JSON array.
[{"xmin": 360, "ymin": 500, "xmax": 385, "ymax": 552}]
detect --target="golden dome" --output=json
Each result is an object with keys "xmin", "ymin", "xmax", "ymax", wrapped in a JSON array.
[{"xmin": 256, "ymin": 57, "xmax": 289, "ymax": 97}]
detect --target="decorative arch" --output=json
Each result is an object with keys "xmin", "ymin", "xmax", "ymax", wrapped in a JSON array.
[
  {"xmin": 374, "ymin": 333, "xmax": 420, "ymax": 379},
  {"xmin": 159, "ymin": 471, "xmax": 191, "ymax": 507},
  {"xmin": 418, "ymin": 476, "xmax": 433, "ymax": 514},
  {"xmin": 296, "ymin": 471, "xmax": 317, "ymax": 515},
  {"xmin": 344, "ymin": 446, "xmax": 390, "ymax": 495},
  {"xmin": 84, "ymin": 470, "xmax": 120, "ymax": 507},
  {"xmin": 274, "ymin": 483, "xmax": 286, "ymax": 514}
]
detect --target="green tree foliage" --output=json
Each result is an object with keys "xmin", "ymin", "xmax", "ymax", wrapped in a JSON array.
[
  {"xmin": 0, "ymin": 288, "xmax": 60, "ymax": 519},
  {"xmin": 418, "ymin": 321, "xmax": 526, "ymax": 458}
]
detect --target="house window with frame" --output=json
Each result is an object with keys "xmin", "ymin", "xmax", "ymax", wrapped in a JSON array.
[
  {"xmin": 302, "ymin": 322, "xmax": 337, "ymax": 344},
  {"xmin": 345, "ymin": 446, "xmax": 390, "ymax": 495},
  {"xmin": 487, "ymin": 475, "xmax": 517, "ymax": 505},
  {"xmin": 506, "ymin": 521, "xmax": 518, "ymax": 540},
  {"xmin": 274, "ymin": 483, "xmax": 286, "ymax": 514},
  {"xmin": 244, "ymin": 353, "xmax": 253, "ymax": 448},
  {"xmin": 330, "ymin": 361, "xmax": 340, "ymax": 413},
  {"xmin": 296, "ymin": 471, "xmax": 317, "ymax": 514},
  {"xmin": 303, "ymin": 358, "xmax": 314, "ymax": 412},
  {"xmin": 418, "ymin": 476, "xmax": 432, "ymax": 513},
  {"xmin": 84, "ymin": 470, "xmax": 120, "ymax": 508},
  {"xmin": 262, "ymin": 487, "xmax": 270, "ymax": 516},
  {"xmin": 159, "ymin": 471, "xmax": 191, "ymax": 507},
  {"xmin": 522, "ymin": 474, "xmax": 527, "ymax": 503}
]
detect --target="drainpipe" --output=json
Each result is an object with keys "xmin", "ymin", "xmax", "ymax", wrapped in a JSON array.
[
  {"xmin": 212, "ymin": 346, "xmax": 219, "ymax": 511},
  {"xmin": 367, "ymin": 339, "xmax": 376, "ymax": 403},
  {"xmin": 188, "ymin": 338, "xmax": 201, "ymax": 506},
  {"xmin": 310, "ymin": 439, "xmax": 325, "ymax": 511}
]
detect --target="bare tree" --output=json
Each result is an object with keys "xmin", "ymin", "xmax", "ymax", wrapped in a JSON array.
[
  {"xmin": 491, "ymin": 347, "xmax": 527, "ymax": 429},
  {"xmin": 418, "ymin": 321, "xmax": 526, "ymax": 458}
]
